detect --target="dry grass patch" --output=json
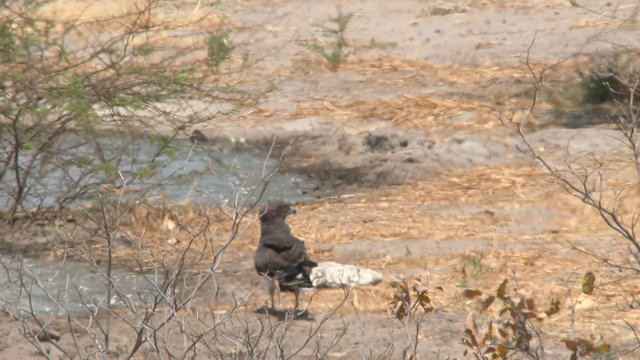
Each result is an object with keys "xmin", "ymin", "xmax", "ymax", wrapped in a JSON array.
[
  {"xmin": 285, "ymin": 58, "xmax": 539, "ymax": 133},
  {"xmin": 66, "ymin": 158, "xmax": 640, "ymax": 326},
  {"xmin": 285, "ymin": 161, "xmax": 640, "ymax": 321},
  {"xmin": 337, "ymin": 58, "xmax": 533, "ymax": 100},
  {"xmin": 288, "ymin": 94, "xmax": 501, "ymax": 134},
  {"xmin": 35, "ymin": 0, "xmax": 224, "ymax": 31},
  {"xmin": 79, "ymin": 200, "xmax": 262, "ymax": 269},
  {"xmin": 470, "ymin": 0, "xmax": 567, "ymax": 11}
]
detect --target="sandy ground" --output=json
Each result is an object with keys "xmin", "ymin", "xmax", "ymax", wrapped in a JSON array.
[{"xmin": 2, "ymin": 0, "xmax": 640, "ymax": 358}]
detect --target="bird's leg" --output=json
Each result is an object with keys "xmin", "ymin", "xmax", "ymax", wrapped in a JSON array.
[
  {"xmin": 294, "ymin": 289, "xmax": 300, "ymax": 310},
  {"xmin": 265, "ymin": 277, "xmax": 277, "ymax": 310},
  {"xmin": 291, "ymin": 290, "xmax": 312, "ymax": 319}
]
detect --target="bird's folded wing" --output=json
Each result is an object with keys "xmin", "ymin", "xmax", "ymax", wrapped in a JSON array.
[{"xmin": 260, "ymin": 234, "xmax": 296, "ymax": 251}]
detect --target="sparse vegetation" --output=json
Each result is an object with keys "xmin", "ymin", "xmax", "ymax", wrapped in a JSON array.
[
  {"xmin": 296, "ymin": 6, "xmax": 355, "ymax": 71},
  {"xmin": 0, "ymin": 0, "xmax": 261, "ymax": 220},
  {"xmin": 577, "ymin": 51, "xmax": 640, "ymax": 105},
  {"xmin": 510, "ymin": 44, "xmax": 640, "ymax": 274},
  {"xmin": 461, "ymin": 279, "xmax": 544, "ymax": 360},
  {"xmin": 206, "ymin": 26, "xmax": 234, "ymax": 70},
  {"xmin": 2, "ymin": 0, "xmax": 640, "ymax": 358},
  {"xmin": 461, "ymin": 278, "xmax": 612, "ymax": 360},
  {"xmin": 466, "ymin": 251, "xmax": 489, "ymax": 276},
  {"xmin": 422, "ymin": 2, "xmax": 468, "ymax": 16},
  {"xmin": 388, "ymin": 279, "xmax": 435, "ymax": 360},
  {"xmin": 499, "ymin": 35, "xmax": 640, "ymax": 358}
]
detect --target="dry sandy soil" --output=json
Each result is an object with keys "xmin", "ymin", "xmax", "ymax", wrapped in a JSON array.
[{"xmin": 2, "ymin": 0, "xmax": 640, "ymax": 358}]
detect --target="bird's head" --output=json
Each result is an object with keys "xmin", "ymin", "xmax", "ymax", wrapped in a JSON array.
[{"xmin": 260, "ymin": 200, "xmax": 296, "ymax": 222}]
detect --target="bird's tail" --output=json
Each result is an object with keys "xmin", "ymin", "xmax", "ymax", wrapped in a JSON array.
[
  {"xmin": 276, "ymin": 264, "xmax": 316, "ymax": 292},
  {"xmin": 310, "ymin": 261, "xmax": 383, "ymax": 288}
]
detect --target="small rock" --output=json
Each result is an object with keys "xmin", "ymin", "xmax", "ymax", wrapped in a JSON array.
[
  {"xmin": 363, "ymin": 132, "xmax": 410, "ymax": 153},
  {"xmin": 450, "ymin": 111, "xmax": 477, "ymax": 124},
  {"xmin": 575, "ymin": 294, "xmax": 598, "ymax": 310}
]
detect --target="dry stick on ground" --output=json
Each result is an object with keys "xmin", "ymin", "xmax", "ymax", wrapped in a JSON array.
[{"xmin": 499, "ymin": 38, "xmax": 640, "ymax": 273}]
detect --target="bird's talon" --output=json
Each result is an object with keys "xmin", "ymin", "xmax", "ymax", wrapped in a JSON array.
[{"xmin": 289, "ymin": 308, "xmax": 310, "ymax": 319}]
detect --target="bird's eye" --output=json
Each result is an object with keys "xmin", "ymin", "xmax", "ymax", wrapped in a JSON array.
[{"xmin": 279, "ymin": 205, "xmax": 289, "ymax": 212}]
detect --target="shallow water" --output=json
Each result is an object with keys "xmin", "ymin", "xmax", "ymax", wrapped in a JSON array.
[
  {"xmin": 0, "ymin": 134, "xmax": 319, "ymax": 210},
  {"xmin": 0, "ymin": 135, "xmax": 319, "ymax": 317},
  {"xmin": 0, "ymin": 256, "xmax": 168, "ymax": 317},
  {"xmin": 149, "ymin": 140, "xmax": 316, "ymax": 205}
]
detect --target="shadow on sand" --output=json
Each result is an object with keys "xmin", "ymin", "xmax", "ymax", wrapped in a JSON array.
[{"xmin": 254, "ymin": 307, "xmax": 315, "ymax": 321}]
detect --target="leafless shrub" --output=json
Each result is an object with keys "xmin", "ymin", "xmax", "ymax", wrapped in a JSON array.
[
  {"xmin": 388, "ymin": 279, "xmax": 436, "ymax": 360},
  {"xmin": 0, "ymin": 146, "xmax": 363, "ymax": 358},
  {"xmin": 498, "ymin": 37, "xmax": 640, "ymax": 357},
  {"xmin": 499, "ymin": 39, "xmax": 640, "ymax": 273}
]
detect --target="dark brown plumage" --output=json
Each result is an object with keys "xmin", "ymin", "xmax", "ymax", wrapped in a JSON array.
[{"xmin": 254, "ymin": 200, "xmax": 317, "ymax": 309}]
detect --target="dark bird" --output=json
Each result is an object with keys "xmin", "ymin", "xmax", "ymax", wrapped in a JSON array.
[
  {"xmin": 254, "ymin": 200, "xmax": 317, "ymax": 310},
  {"xmin": 254, "ymin": 200, "xmax": 383, "ymax": 313}
]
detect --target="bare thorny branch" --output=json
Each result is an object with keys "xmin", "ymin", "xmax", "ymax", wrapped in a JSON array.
[
  {"xmin": 0, "ymin": 135, "xmax": 360, "ymax": 359},
  {"xmin": 499, "ymin": 37, "xmax": 640, "ymax": 271}
]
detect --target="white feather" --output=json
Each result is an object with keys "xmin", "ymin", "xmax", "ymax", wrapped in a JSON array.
[{"xmin": 310, "ymin": 261, "xmax": 383, "ymax": 288}]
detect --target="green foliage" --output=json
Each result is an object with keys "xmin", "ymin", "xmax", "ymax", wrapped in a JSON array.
[
  {"xmin": 577, "ymin": 51, "xmax": 640, "ymax": 105},
  {"xmin": 0, "ymin": 19, "xmax": 15, "ymax": 60},
  {"xmin": 206, "ymin": 28, "xmax": 233, "ymax": 69},
  {"xmin": 296, "ymin": 6, "xmax": 355, "ymax": 71},
  {"xmin": 581, "ymin": 271, "xmax": 596, "ymax": 295},
  {"xmin": 135, "ymin": 43, "xmax": 156, "ymax": 57},
  {"xmin": 464, "ymin": 251, "xmax": 488, "ymax": 276},
  {"xmin": 149, "ymin": 134, "xmax": 174, "ymax": 152},
  {"xmin": 0, "ymin": 1, "xmax": 260, "ymax": 219}
]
